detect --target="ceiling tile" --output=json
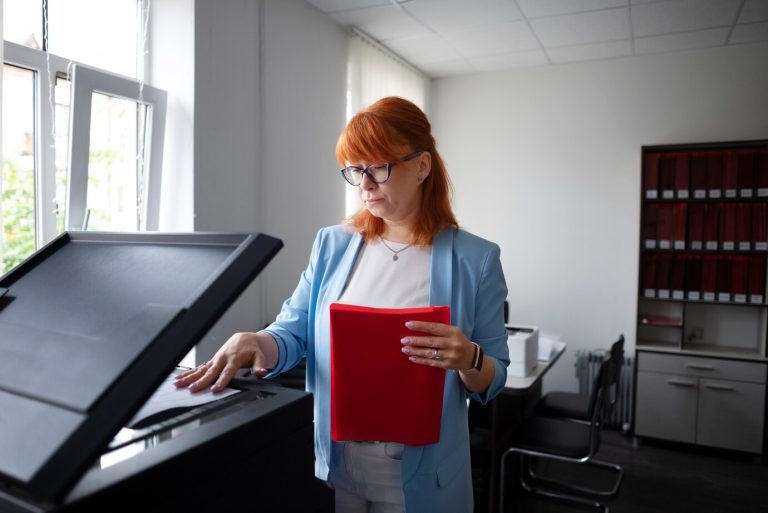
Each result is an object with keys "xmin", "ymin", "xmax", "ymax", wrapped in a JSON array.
[
  {"xmin": 738, "ymin": 0, "xmax": 768, "ymax": 23},
  {"xmin": 470, "ymin": 49, "xmax": 550, "ymax": 72},
  {"xmin": 547, "ymin": 39, "xmax": 632, "ymax": 63},
  {"xmin": 445, "ymin": 21, "xmax": 540, "ymax": 58},
  {"xmin": 417, "ymin": 59, "xmax": 476, "ymax": 78},
  {"xmin": 530, "ymin": 7, "xmax": 630, "ymax": 47},
  {"xmin": 305, "ymin": 0, "xmax": 391, "ymax": 13},
  {"xmin": 330, "ymin": 4, "xmax": 433, "ymax": 41},
  {"xmin": 385, "ymin": 34, "xmax": 462, "ymax": 65},
  {"xmin": 635, "ymin": 27, "xmax": 729, "ymax": 54},
  {"xmin": 403, "ymin": 0, "xmax": 522, "ymax": 33},
  {"xmin": 517, "ymin": 0, "xmax": 627, "ymax": 19},
  {"xmin": 730, "ymin": 21, "xmax": 768, "ymax": 44},
  {"xmin": 631, "ymin": 0, "xmax": 741, "ymax": 37}
]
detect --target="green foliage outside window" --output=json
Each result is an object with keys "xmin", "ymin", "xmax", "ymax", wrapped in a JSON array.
[{"xmin": 1, "ymin": 159, "xmax": 36, "ymax": 275}]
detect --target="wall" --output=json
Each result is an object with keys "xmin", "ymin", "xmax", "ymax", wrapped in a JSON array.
[
  {"xmin": 430, "ymin": 43, "xmax": 768, "ymax": 393},
  {"xmin": 191, "ymin": 0, "xmax": 346, "ymax": 361}
]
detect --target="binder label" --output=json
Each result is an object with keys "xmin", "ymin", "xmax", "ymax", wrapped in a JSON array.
[
  {"xmin": 677, "ymin": 190, "xmax": 689, "ymax": 199},
  {"xmin": 662, "ymin": 190, "xmax": 674, "ymax": 199},
  {"xmin": 750, "ymin": 294, "xmax": 764, "ymax": 304},
  {"xmin": 739, "ymin": 242, "xmax": 751, "ymax": 251},
  {"xmin": 708, "ymin": 190, "xmax": 721, "ymax": 198},
  {"xmin": 644, "ymin": 289, "xmax": 655, "ymax": 298},
  {"xmin": 756, "ymin": 242, "xmax": 768, "ymax": 251},
  {"xmin": 645, "ymin": 190, "xmax": 658, "ymax": 199},
  {"xmin": 694, "ymin": 190, "xmax": 707, "ymax": 199},
  {"xmin": 672, "ymin": 290, "xmax": 685, "ymax": 299},
  {"xmin": 717, "ymin": 293, "xmax": 731, "ymax": 302},
  {"xmin": 705, "ymin": 241, "xmax": 718, "ymax": 250},
  {"xmin": 658, "ymin": 289, "xmax": 670, "ymax": 299},
  {"xmin": 759, "ymin": 188, "xmax": 768, "ymax": 197},
  {"xmin": 688, "ymin": 291, "xmax": 701, "ymax": 300},
  {"xmin": 659, "ymin": 240, "xmax": 671, "ymax": 249},
  {"xmin": 724, "ymin": 189, "xmax": 737, "ymax": 198},
  {"xmin": 740, "ymin": 189, "xmax": 753, "ymax": 198},
  {"xmin": 734, "ymin": 294, "xmax": 747, "ymax": 303},
  {"xmin": 690, "ymin": 241, "xmax": 703, "ymax": 250},
  {"xmin": 703, "ymin": 292, "xmax": 716, "ymax": 301},
  {"xmin": 722, "ymin": 241, "xmax": 735, "ymax": 250},
  {"xmin": 645, "ymin": 240, "xmax": 657, "ymax": 249},
  {"xmin": 673, "ymin": 240, "xmax": 685, "ymax": 250}
]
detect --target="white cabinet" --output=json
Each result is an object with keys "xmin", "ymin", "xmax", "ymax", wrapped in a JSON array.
[{"xmin": 635, "ymin": 351, "xmax": 766, "ymax": 454}]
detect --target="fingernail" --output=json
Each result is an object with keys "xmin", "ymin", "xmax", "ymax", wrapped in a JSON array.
[
  {"xmin": 401, "ymin": 346, "xmax": 410, "ymax": 354},
  {"xmin": 405, "ymin": 321, "xmax": 415, "ymax": 328},
  {"xmin": 409, "ymin": 356, "xmax": 416, "ymax": 362},
  {"xmin": 401, "ymin": 337, "xmax": 410, "ymax": 344}
]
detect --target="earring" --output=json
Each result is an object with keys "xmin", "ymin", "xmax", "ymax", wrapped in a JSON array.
[{"xmin": 417, "ymin": 176, "xmax": 424, "ymax": 183}]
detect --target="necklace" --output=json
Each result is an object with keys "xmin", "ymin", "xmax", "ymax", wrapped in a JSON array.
[{"xmin": 379, "ymin": 237, "xmax": 411, "ymax": 261}]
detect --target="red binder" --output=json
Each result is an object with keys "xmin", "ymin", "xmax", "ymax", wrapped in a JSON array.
[
  {"xmin": 655, "ymin": 254, "xmax": 672, "ymax": 298},
  {"xmin": 690, "ymin": 152, "xmax": 708, "ymax": 198},
  {"xmin": 703, "ymin": 203, "xmax": 720, "ymax": 250},
  {"xmin": 753, "ymin": 203, "xmax": 768, "ymax": 250},
  {"xmin": 643, "ymin": 204, "xmax": 658, "ymax": 248},
  {"xmin": 685, "ymin": 255, "xmax": 703, "ymax": 300},
  {"xmin": 643, "ymin": 153, "xmax": 660, "ymax": 199},
  {"xmin": 732, "ymin": 256, "xmax": 748, "ymax": 302},
  {"xmin": 716, "ymin": 257, "xmax": 732, "ymax": 301},
  {"xmin": 701, "ymin": 256, "xmax": 718, "ymax": 301},
  {"xmin": 675, "ymin": 153, "xmax": 690, "ymax": 198},
  {"xmin": 748, "ymin": 256, "xmax": 766, "ymax": 304},
  {"xmin": 737, "ymin": 151, "xmax": 755, "ymax": 197},
  {"xmin": 719, "ymin": 203, "xmax": 736, "ymax": 250},
  {"xmin": 330, "ymin": 303, "xmax": 449, "ymax": 445},
  {"xmin": 642, "ymin": 254, "xmax": 656, "ymax": 297},
  {"xmin": 735, "ymin": 203, "xmax": 752, "ymax": 250},
  {"xmin": 756, "ymin": 150, "xmax": 768, "ymax": 197},
  {"xmin": 722, "ymin": 151, "xmax": 738, "ymax": 197},
  {"xmin": 706, "ymin": 152, "xmax": 723, "ymax": 198},
  {"xmin": 673, "ymin": 203, "xmax": 687, "ymax": 249},
  {"xmin": 687, "ymin": 203, "xmax": 705, "ymax": 250},
  {"xmin": 657, "ymin": 204, "xmax": 673, "ymax": 249},
  {"xmin": 659, "ymin": 155, "xmax": 676, "ymax": 199},
  {"xmin": 670, "ymin": 255, "xmax": 686, "ymax": 299}
]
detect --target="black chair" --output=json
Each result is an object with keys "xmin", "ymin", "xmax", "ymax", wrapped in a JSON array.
[
  {"xmin": 499, "ymin": 357, "xmax": 623, "ymax": 513},
  {"xmin": 535, "ymin": 335, "xmax": 625, "ymax": 423}
]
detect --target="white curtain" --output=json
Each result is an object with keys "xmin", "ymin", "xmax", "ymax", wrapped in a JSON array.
[{"xmin": 345, "ymin": 32, "xmax": 429, "ymax": 216}]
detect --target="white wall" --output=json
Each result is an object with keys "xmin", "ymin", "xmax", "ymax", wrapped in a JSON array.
[
  {"xmin": 191, "ymin": 0, "xmax": 347, "ymax": 361},
  {"xmin": 431, "ymin": 43, "xmax": 768, "ymax": 393}
]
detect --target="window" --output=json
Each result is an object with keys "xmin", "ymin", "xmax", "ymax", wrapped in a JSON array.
[
  {"xmin": 344, "ymin": 30, "xmax": 429, "ymax": 217},
  {"xmin": 2, "ymin": 0, "xmax": 165, "ymax": 274}
]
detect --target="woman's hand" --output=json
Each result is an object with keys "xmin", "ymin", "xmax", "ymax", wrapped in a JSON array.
[
  {"xmin": 400, "ymin": 321, "xmax": 474, "ymax": 371},
  {"xmin": 173, "ymin": 332, "xmax": 274, "ymax": 393}
]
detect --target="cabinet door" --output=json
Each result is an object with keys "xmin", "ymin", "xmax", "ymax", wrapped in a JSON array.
[
  {"xmin": 697, "ymin": 379, "xmax": 766, "ymax": 453},
  {"xmin": 635, "ymin": 371, "xmax": 697, "ymax": 443}
]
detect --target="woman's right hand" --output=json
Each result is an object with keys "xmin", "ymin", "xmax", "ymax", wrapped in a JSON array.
[{"xmin": 173, "ymin": 332, "xmax": 273, "ymax": 393}]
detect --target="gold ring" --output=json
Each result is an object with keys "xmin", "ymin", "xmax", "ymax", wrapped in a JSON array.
[{"xmin": 432, "ymin": 349, "xmax": 438, "ymax": 359}]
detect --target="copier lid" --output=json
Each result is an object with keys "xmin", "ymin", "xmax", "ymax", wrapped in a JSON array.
[{"xmin": 0, "ymin": 231, "xmax": 282, "ymax": 502}]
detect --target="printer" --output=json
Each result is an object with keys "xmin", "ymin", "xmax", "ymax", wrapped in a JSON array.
[
  {"xmin": 505, "ymin": 325, "xmax": 539, "ymax": 377},
  {"xmin": 0, "ymin": 232, "xmax": 332, "ymax": 513}
]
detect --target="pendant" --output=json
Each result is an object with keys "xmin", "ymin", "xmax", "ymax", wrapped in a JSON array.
[{"xmin": 392, "ymin": 254, "xmax": 399, "ymax": 261}]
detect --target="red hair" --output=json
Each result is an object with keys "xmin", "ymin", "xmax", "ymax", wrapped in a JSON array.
[{"xmin": 336, "ymin": 96, "xmax": 458, "ymax": 246}]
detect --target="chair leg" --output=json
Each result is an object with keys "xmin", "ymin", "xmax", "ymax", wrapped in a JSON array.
[{"xmin": 527, "ymin": 456, "xmax": 624, "ymax": 497}]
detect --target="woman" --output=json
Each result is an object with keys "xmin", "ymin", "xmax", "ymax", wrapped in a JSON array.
[{"xmin": 174, "ymin": 96, "xmax": 509, "ymax": 512}]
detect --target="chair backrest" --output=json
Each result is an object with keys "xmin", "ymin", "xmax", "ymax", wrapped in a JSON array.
[
  {"xmin": 607, "ymin": 334, "xmax": 625, "ymax": 408},
  {"xmin": 587, "ymin": 357, "xmax": 614, "ymax": 454}
]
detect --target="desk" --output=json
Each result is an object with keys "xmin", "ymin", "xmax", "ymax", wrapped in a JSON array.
[{"xmin": 470, "ymin": 341, "xmax": 567, "ymax": 513}]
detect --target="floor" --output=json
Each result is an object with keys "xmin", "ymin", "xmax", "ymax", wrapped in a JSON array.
[{"xmin": 498, "ymin": 430, "xmax": 768, "ymax": 513}]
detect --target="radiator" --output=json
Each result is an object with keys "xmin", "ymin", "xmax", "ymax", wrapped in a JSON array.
[{"xmin": 575, "ymin": 349, "xmax": 634, "ymax": 432}]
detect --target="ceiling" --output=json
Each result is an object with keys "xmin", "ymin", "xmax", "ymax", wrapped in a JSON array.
[{"xmin": 304, "ymin": 0, "xmax": 768, "ymax": 78}]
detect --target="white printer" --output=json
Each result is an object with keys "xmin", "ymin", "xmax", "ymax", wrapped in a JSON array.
[{"xmin": 505, "ymin": 325, "xmax": 539, "ymax": 377}]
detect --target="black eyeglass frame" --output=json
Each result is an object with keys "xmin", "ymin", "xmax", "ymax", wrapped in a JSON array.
[{"xmin": 340, "ymin": 150, "xmax": 423, "ymax": 186}]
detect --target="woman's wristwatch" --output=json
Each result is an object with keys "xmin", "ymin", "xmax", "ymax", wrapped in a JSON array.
[{"xmin": 462, "ymin": 342, "xmax": 484, "ymax": 374}]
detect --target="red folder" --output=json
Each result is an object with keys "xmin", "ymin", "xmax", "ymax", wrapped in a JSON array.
[
  {"xmin": 673, "ymin": 203, "xmax": 687, "ymax": 249},
  {"xmin": 702, "ymin": 256, "xmax": 718, "ymax": 301},
  {"xmin": 659, "ymin": 155, "xmax": 676, "ymax": 199},
  {"xmin": 643, "ymin": 204, "xmax": 658, "ymax": 248},
  {"xmin": 756, "ymin": 150, "xmax": 768, "ymax": 197},
  {"xmin": 703, "ymin": 203, "xmax": 720, "ymax": 250},
  {"xmin": 735, "ymin": 203, "xmax": 752, "ymax": 250},
  {"xmin": 732, "ymin": 256, "xmax": 748, "ymax": 302},
  {"xmin": 716, "ymin": 257, "xmax": 732, "ymax": 301},
  {"xmin": 687, "ymin": 203, "xmax": 705, "ymax": 249},
  {"xmin": 330, "ymin": 303, "xmax": 449, "ymax": 445},
  {"xmin": 753, "ymin": 203, "xmax": 768, "ymax": 250},
  {"xmin": 657, "ymin": 204, "xmax": 673, "ymax": 249},
  {"xmin": 675, "ymin": 153, "xmax": 690, "ymax": 198},
  {"xmin": 722, "ymin": 151, "xmax": 738, "ymax": 197},
  {"xmin": 642, "ymin": 254, "xmax": 656, "ymax": 297},
  {"xmin": 643, "ymin": 153, "xmax": 660, "ymax": 199},
  {"xmin": 737, "ymin": 151, "xmax": 755, "ymax": 197},
  {"xmin": 706, "ymin": 152, "xmax": 723, "ymax": 198},
  {"xmin": 690, "ymin": 153, "xmax": 708, "ymax": 198},
  {"xmin": 670, "ymin": 255, "xmax": 686, "ymax": 299},
  {"xmin": 748, "ymin": 256, "xmax": 766, "ymax": 303},
  {"xmin": 685, "ymin": 255, "xmax": 703, "ymax": 300},
  {"xmin": 719, "ymin": 203, "xmax": 736, "ymax": 250},
  {"xmin": 655, "ymin": 254, "xmax": 672, "ymax": 298}
]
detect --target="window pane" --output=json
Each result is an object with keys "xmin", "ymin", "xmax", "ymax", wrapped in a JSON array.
[
  {"xmin": 86, "ymin": 92, "xmax": 140, "ymax": 232},
  {"xmin": 54, "ymin": 76, "xmax": 71, "ymax": 234},
  {"xmin": 2, "ymin": 0, "xmax": 43, "ymax": 49},
  {"xmin": 48, "ymin": 0, "xmax": 140, "ymax": 78},
  {"xmin": 2, "ymin": 65, "xmax": 37, "ymax": 274}
]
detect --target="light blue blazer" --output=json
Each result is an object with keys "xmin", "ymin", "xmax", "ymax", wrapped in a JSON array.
[{"xmin": 264, "ymin": 224, "xmax": 509, "ymax": 512}]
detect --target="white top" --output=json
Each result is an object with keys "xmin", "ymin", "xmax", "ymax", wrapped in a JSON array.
[{"xmin": 339, "ymin": 238, "xmax": 431, "ymax": 308}]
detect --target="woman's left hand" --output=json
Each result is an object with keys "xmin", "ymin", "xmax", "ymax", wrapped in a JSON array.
[{"xmin": 400, "ymin": 320, "xmax": 475, "ymax": 371}]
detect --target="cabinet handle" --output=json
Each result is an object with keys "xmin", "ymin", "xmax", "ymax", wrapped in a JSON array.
[
  {"xmin": 703, "ymin": 383, "xmax": 735, "ymax": 392},
  {"xmin": 685, "ymin": 363, "xmax": 715, "ymax": 371},
  {"xmin": 667, "ymin": 379, "xmax": 696, "ymax": 387}
]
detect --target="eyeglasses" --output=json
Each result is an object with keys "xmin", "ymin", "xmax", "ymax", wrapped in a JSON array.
[{"xmin": 340, "ymin": 151, "xmax": 423, "ymax": 186}]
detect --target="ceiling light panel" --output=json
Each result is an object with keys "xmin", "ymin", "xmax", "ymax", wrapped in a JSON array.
[
  {"xmin": 517, "ymin": 0, "xmax": 627, "ymax": 19},
  {"xmin": 631, "ymin": 0, "xmax": 741, "ymax": 37},
  {"xmin": 403, "ymin": 0, "xmax": 523, "ymax": 34},
  {"xmin": 445, "ymin": 21, "xmax": 540, "ymax": 58},
  {"xmin": 635, "ymin": 27, "xmax": 729, "ymax": 54},
  {"xmin": 530, "ymin": 8, "xmax": 630, "ymax": 47}
]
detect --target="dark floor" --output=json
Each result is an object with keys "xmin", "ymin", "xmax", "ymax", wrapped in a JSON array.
[{"xmin": 500, "ymin": 430, "xmax": 768, "ymax": 513}]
